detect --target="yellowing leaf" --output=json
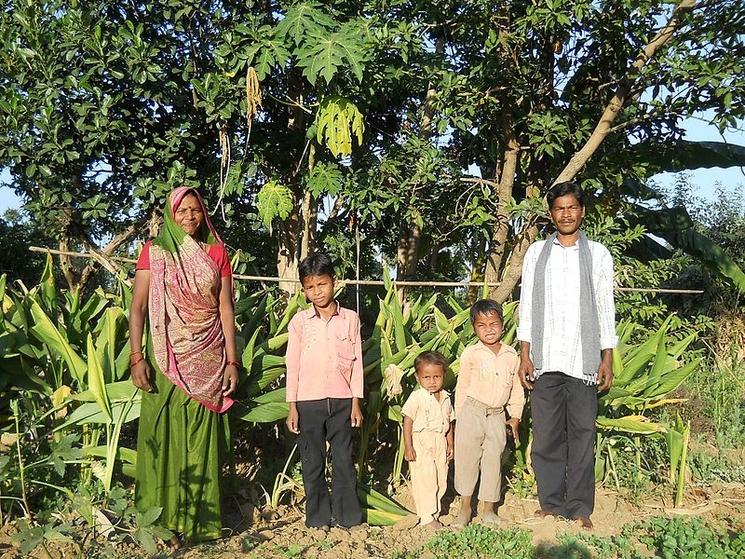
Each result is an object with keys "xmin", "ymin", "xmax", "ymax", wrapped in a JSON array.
[{"xmin": 315, "ymin": 96, "xmax": 364, "ymax": 158}]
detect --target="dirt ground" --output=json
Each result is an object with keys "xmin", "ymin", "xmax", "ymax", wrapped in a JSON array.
[
  {"xmin": 176, "ymin": 482, "xmax": 745, "ymax": 559},
  {"xmin": 2, "ymin": 482, "xmax": 743, "ymax": 559}
]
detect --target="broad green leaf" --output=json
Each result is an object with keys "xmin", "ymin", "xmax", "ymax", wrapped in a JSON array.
[
  {"xmin": 240, "ymin": 401, "xmax": 289, "ymax": 422},
  {"xmin": 596, "ymin": 415, "xmax": 667, "ymax": 435},
  {"xmin": 251, "ymin": 387, "xmax": 286, "ymax": 404},
  {"xmin": 38, "ymin": 253, "xmax": 57, "ymax": 317},
  {"xmin": 59, "ymin": 400, "xmax": 140, "ymax": 428},
  {"xmin": 84, "ymin": 445, "xmax": 137, "ymax": 465},
  {"xmin": 635, "ymin": 206, "xmax": 745, "ymax": 293},
  {"xmin": 73, "ymin": 380, "xmax": 139, "ymax": 403},
  {"xmin": 296, "ymin": 26, "xmax": 365, "ymax": 85},
  {"xmin": 86, "ymin": 334, "xmax": 111, "ymax": 421},
  {"xmin": 29, "ymin": 298, "xmax": 87, "ymax": 385},
  {"xmin": 645, "ymin": 358, "xmax": 699, "ymax": 400},
  {"xmin": 256, "ymin": 181, "xmax": 294, "ymax": 232},
  {"xmin": 630, "ymin": 140, "xmax": 745, "ymax": 174},
  {"xmin": 315, "ymin": 96, "xmax": 364, "ymax": 157},
  {"xmin": 274, "ymin": 2, "xmax": 336, "ymax": 44},
  {"xmin": 306, "ymin": 161, "xmax": 343, "ymax": 197}
]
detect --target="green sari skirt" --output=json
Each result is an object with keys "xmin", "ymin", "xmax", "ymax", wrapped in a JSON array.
[{"xmin": 135, "ymin": 366, "xmax": 231, "ymax": 542}]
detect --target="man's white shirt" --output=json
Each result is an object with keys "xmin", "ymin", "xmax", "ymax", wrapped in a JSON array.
[{"xmin": 517, "ymin": 238, "xmax": 618, "ymax": 381}]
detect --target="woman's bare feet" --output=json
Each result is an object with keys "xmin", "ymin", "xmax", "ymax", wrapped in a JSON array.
[{"xmin": 421, "ymin": 519, "xmax": 443, "ymax": 529}]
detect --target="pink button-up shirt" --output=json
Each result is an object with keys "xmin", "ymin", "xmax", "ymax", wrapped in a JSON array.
[{"xmin": 285, "ymin": 303, "xmax": 364, "ymax": 402}]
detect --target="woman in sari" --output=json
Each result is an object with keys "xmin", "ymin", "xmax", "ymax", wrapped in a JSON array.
[{"xmin": 129, "ymin": 186, "xmax": 239, "ymax": 547}]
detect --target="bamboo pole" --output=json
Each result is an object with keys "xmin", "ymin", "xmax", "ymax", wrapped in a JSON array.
[{"xmin": 28, "ymin": 246, "xmax": 704, "ymax": 294}]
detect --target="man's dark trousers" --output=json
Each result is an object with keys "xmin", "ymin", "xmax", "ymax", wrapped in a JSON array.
[
  {"xmin": 296, "ymin": 398, "xmax": 362, "ymax": 528},
  {"xmin": 530, "ymin": 371, "xmax": 598, "ymax": 518}
]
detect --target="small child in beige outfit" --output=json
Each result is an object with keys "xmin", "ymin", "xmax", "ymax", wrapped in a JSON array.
[
  {"xmin": 402, "ymin": 351, "xmax": 454, "ymax": 528},
  {"xmin": 454, "ymin": 300, "xmax": 525, "ymax": 526}
]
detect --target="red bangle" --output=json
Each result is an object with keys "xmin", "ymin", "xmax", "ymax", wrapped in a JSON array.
[
  {"xmin": 226, "ymin": 361, "xmax": 240, "ymax": 368},
  {"xmin": 131, "ymin": 356, "xmax": 144, "ymax": 367}
]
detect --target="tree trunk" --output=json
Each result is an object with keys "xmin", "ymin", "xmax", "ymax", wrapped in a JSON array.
[
  {"xmin": 299, "ymin": 144, "xmax": 317, "ymax": 261},
  {"xmin": 484, "ymin": 115, "xmax": 520, "ymax": 297},
  {"xmin": 277, "ymin": 207, "xmax": 300, "ymax": 294},
  {"xmin": 395, "ymin": 36, "xmax": 444, "ymax": 299},
  {"xmin": 58, "ymin": 206, "xmax": 77, "ymax": 290},
  {"xmin": 396, "ymin": 221, "xmax": 421, "ymax": 280},
  {"xmin": 490, "ymin": 224, "xmax": 539, "ymax": 303}
]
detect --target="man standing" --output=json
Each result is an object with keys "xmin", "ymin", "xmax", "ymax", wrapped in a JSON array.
[{"xmin": 517, "ymin": 181, "xmax": 616, "ymax": 530}]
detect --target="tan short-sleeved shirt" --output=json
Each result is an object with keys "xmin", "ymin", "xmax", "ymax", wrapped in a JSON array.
[
  {"xmin": 455, "ymin": 342, "xmax": 524, "ymax": 418},
  {"xmin": 402, "ymin": 388, "xmax": 453, "ymax": 433}
]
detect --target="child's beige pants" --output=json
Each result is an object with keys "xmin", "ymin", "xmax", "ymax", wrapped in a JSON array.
[
  {"xmin": 454, "ymin": 396, "xmax": 507, "ymax": 503},
  {"xmin": 409, "ymin": 430, "xmax": 448, "ymax": 524}
]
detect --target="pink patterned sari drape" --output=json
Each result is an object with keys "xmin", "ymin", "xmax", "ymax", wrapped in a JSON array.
[{"xmin": 147, "ymin": 188, "xmax": 234, "ymax": 413}]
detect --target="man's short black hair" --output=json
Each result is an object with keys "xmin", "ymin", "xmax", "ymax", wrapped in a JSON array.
[
  {"xmin": 298, "ymin": 252, "xmax": 335, "ymax": 283},
  {"xmin": 414, "ymin": 350, "xmax": 448, "ymax": 375},
  {"xmin": 470, "ymin": 299, "xmax": 504, "ymax": 325},
  {"xmin": 547, "ymin": 181, "xmax": 585, "ymax": 210}
]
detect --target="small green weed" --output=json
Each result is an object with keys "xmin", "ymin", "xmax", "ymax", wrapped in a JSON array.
[
  {"xmin": 689, "ymin": 448, "xmax": 745, "ymax": 485},
  {"xmin": 424, "ymin": 524, "xmax": 533, "ymax": 559},
  {"xmin": 631, "ymin": 516, "xmax": 745, "ymax": 559},
  {"xmin": 241, "ymin": 535, "xmax": 258, "ymax": 552},
  {"xmin": 282, "ymin": 543, "xmax": 303, "ymax": 557},
  {"xmin": 574, "ymin": 532, "xmax": 644, "ymax": 559}
]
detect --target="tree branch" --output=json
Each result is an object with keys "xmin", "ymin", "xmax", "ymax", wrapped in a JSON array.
[{"xmin": 554, "ymin": 0, "xmax": 697, "ymax": 184}]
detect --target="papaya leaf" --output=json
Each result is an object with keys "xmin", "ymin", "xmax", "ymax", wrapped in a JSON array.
[
  {"xmin": 256, "ymin": 181, "xmax": 294, "ymax": 232},
  {"xmin": 315, "ymin": 96, "xmax": 364, "ymax": 158},
  {"xmin": 296, "ymin": 25, "xmax": 365, "ymax": 86},
  {"xmin": 306, "ymin": 161, "xmax": 343, "ymax": 197}
]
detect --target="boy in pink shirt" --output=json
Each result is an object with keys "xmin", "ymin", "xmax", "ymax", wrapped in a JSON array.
[{"xmin": 285, "ymin": 253, "xmax": 363, "ymax": 529}]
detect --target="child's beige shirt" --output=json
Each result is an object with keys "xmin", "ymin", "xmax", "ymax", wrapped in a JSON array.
[
  {"xmin": 402, "ymin": 388, "xmax": 453, "ymax": 433},
  {"xmin": 455, "ymin": 342, "xmax": 524, "ymax": 418}
]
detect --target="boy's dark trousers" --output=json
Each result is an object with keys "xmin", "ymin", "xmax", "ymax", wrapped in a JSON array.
[
  {"xmin": 530, "ymin": 371, "xmax": 598, "ymax": 519},
  {"xmin": 296, "ymin": 398, "xmax": 362, "ymax": 528}
]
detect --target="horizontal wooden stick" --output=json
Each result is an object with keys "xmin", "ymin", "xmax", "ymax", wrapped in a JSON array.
[{"xmin": 28, "ymin": 246, "xmax": 704, "ymax": 294}]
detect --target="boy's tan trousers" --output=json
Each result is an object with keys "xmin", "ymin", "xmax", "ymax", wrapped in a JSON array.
[
  {"xmin": 454, "ymin": 396, "xmax": 507, "ymax": 503},
  {"xmin": 409, "ymin": 430, "xmax": 448, "ymax": 524}
]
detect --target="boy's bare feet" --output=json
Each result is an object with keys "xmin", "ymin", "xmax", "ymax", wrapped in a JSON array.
[
  {"xmin": 480, "ymin": 511, "xmax": 505, "ymax": 525},
  {"xmin": 573, "ymin": 516, "xmax": 593, "ymax": 530},
  {"xmin": 452, "ymin": 509, "xmax": 472, "ymax": 527},
  {"xmin": 420, "ymin": 519, "xmax": 443, "ymax": 529}
]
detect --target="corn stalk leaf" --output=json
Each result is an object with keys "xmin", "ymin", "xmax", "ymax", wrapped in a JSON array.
[
  {"xmin": 29, "ymin": 298, "xmax": 87, "ymax": 385},
  {"xmin": 596, "ymin": 415, "xmax": 667, "ymax": 435},
  {"xmin": 86, "ymin": 334, "xmax": 111, "ymax": 422}
]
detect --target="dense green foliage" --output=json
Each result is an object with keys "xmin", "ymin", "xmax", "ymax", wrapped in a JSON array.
[{"xmin": 1, "ymin": 0, "xmax": 744, "ymax": 295}]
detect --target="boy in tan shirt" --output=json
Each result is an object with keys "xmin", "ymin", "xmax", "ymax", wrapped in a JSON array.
[
  {"xmin": 454, "ymin": 300, "xmax": 525, "ymax": 526},
  {"xmin": 402, "ymin": 351, "xmax": 454, "ymax": 528}
]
